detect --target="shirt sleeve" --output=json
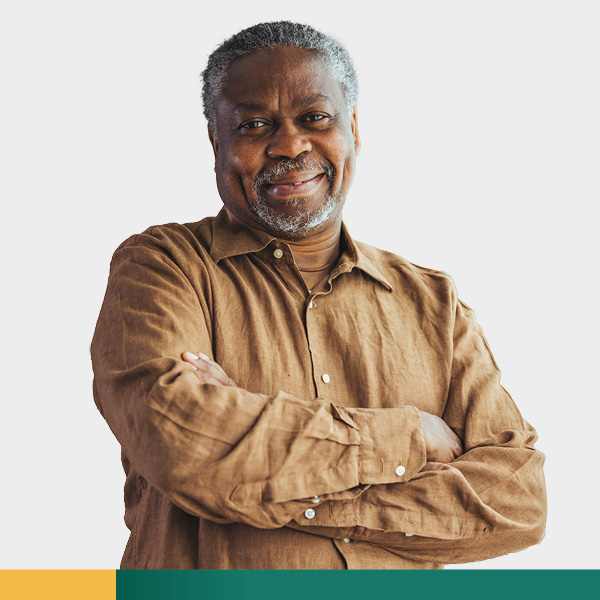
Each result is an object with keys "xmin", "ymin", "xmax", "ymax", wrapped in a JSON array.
[
  {"xmin": 91, "ymin": 235, "xmax": 426, "ymax": 530},
  {"xmin": 287, "ymin": 295, "xmax": 547, "ymax": 564}
]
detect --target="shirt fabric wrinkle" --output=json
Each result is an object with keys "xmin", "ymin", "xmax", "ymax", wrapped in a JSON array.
[{"xmin": 91, "ymin": 207, "xmax": 546, "ymax": 569}]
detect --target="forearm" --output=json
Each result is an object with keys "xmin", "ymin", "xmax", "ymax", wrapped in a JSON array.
[
  {"xmin": 93, "ymin": 355, "xmax": 426, "ymax": 528},
  {"xmin": 286, "ymin": 427, "xmax": 546, "ymax": 563}
]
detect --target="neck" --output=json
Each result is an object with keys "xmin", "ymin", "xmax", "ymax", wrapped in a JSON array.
[
  {"xmin": 286, "ymin": 220, "xmax": 341, "ymax": 270},
  {"xmin": 224, "ymin": 208, "xmax": 343, "ymax": 288}
]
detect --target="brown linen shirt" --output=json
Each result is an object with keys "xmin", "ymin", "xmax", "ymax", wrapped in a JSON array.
[{"xmin": 91, "ymin": 208, "xmax": 546, "ymax": 569}]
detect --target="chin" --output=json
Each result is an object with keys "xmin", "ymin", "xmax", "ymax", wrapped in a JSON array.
[{"xmin": 250, "ymin": 193, "xmax": 341, "ymax": 240}]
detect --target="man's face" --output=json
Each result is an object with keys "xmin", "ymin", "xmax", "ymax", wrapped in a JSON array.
[{"xmin": 210, "ymin": 45, "xmax": 360, "ymax": 240}]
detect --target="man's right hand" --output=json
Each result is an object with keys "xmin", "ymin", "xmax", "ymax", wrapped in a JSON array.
[
  {"xmin": 182, "ymin": 351, "xmax": 237, "ymax": 387},
  {"xmin": 419, "ymin": 410, "xmax": 463, "ymax": 463}
]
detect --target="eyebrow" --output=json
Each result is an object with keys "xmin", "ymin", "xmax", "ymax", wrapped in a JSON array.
[
  {"xmin": 232, "ymin": 93, "xmax": 332, "ymax": 113},
  {"xmin": 294, "ymin": 93, "xmax": 331, "ymax": 108}
]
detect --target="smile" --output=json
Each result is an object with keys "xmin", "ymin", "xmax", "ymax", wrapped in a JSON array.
[{"xmin": 263, "ymin": 173, "xmax": 326, "ymax": 198}]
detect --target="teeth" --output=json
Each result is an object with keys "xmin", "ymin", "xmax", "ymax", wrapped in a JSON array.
[{"xmin": 270, "ymin": 175, "xmax": 319, "ymax": 186}]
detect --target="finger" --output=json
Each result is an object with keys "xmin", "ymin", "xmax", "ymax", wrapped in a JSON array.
[
  {"xmin": 182, "ymin": 351, "xmax": 199, "ymax": 370},
  {"xmin": 195, "ymin": 371, "xmax": 227, "ymax": 386},
  {"xmin": 448, "ymin": 429, "xmax": 464, "ymax": 456},
  {"xmin": 196, "ymin": 352, "xmax": 229, "ymax": 377},
  {"xmin": 194, "ymin": 352, "xmax": 237, "ymax": 386},
  {"xmin": 183, "ymin": 351, "xmax": 224, "ymax": 379},
  {"xmin": 182, "ymin": 353, "xmax": 227, "ymax": 386},
  {"xmin": 195, "ymin": 355, "xmax": 236, "ymax": 386},
  {"xmin": 182, "ymin": 352, "xmax": 236, "ymax": 386}
]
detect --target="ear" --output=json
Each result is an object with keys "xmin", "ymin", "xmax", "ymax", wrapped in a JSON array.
[
  {"xmin": 350, "ymin": 106, "xmax": 360, "ymax": 157},
  {"xmin": 208, "ymin": 126, "xmax": 218, "ymax": 169}
]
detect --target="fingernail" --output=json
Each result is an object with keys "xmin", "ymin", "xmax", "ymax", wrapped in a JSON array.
[
  {"xmin": 199, "ymin": 353, "xmax": 210, "ymax": 361},
  {"xmin": 185, "ymin": 352, "xmax": 199, "ymax": 360}
]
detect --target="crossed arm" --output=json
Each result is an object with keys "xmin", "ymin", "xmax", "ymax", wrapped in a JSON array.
[
  {"xmin": 181, "ymin": 349, "xmax": 545, "ymax": 564},
  {"xmin": 182, "ymin": 351, "xmax": 464, "ymax": 464},
  {"xmin": 92, "ymin": 240, "xmax": 546, "ymax": 564}
]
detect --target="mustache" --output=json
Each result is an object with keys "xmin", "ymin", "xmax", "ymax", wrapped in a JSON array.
[{"xmin": 252, "ymin": 158, "xmax": 335, "ymax": 191}]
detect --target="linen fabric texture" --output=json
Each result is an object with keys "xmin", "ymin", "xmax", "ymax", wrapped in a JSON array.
[{"xmin": 91, "ymin": 209, "xmax": 546, "ymax": 569}]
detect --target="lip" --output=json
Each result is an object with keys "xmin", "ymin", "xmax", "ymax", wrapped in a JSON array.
[{"xmin": 263, "ymin": 172, "xmax": 325, "ymax": 199}]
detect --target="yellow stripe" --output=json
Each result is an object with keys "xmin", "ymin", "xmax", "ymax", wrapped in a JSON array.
[{"xmin": 0, "ymin": 570, "xmax": 115, "ymax": 600}]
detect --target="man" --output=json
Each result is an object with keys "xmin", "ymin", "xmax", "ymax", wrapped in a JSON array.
[{"xmin": 91, "ymin": 21, "xmax": 546, "ymax": 569}]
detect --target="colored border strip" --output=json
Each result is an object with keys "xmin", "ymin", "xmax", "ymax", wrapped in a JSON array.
[
  {"xmin": 0, "ymin": 570, "xmax": 115, "ymax": 600},
  {"xmin": 1, "ymin": 569, "xmax": 596, "ymax": 599},
  {"xmin": 117, "ymin": 570, "xmax": 598, "ymax": 600}
]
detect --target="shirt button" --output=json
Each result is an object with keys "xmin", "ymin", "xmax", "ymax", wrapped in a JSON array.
[
  {"xmin": 321, "ymin": 373, "xmax": 330, "ymax": 383},
  {"xmin": 273, "ymin": 249, "xmax": 284, "ymax": 259},
  {"xmin": 304, "ymin": 508, "xmax": 316, "ymax": 519},
  {"xmin": 311, "ymin": 496, "xmax": 320, "ymax": 504},
  {"xmin": 342, "ymin": 538, "xmax": 350, "ymax": 543},
  {"xmin": 308, "ymin": 301, "xmax": 316, "ymax": 309},
  {"xmin": 405, "ymin": 532, "xmax": 414, "ymax": 537},
  {"xmin": 395, "ymin": 465, "xmax": 406, "ymax": 476}
]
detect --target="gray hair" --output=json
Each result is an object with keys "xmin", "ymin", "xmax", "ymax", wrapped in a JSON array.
[{"xmin": 201, "ymin": 21, "xmax": 358, "ymax": 135}]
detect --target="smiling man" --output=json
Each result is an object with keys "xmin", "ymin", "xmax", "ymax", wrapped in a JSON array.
[
  {"xmin": 209, "ymin": 44, "xmax": 354, "ymax": 245},
  {"xmin": 91, "ymin": 21, "xmax": 546, "ymax": 569}
]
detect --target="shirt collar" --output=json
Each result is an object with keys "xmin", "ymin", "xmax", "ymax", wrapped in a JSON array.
[
  {"xmin": 210, "ymin": 208, "xmax": 275, "ymax": 262},
  {"xmin": 341, "ymin": 223, "xmax": 394, "ymax": 292},
  {"xmin": 209, "ymin": 207, "xmax": 393, "ymax": 292}
]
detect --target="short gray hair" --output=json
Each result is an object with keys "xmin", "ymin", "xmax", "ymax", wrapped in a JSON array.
[{"xmin": 201, "ymin": 21, "xmax": 358, "ymax": 135}]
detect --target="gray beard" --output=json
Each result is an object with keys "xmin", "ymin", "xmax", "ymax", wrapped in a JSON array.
[
  {"xmin": 248, "ymin": 192, "xmax": 340, "ymax": 238},
  {"xmin": 249, "ymin": 158, "xmax": 340, "ymax": 238}
]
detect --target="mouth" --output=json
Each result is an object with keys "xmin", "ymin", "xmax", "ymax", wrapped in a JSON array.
[{"xmin": 263, "ymin": 172, "xmax": 326, "ymax": 198}]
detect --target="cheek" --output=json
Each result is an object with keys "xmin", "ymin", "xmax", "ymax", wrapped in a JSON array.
[
  {"xmin": 216, "ymin": 152, "xmax": 252, "ymax": 192},
  {"xmin": 329, "ymin": 127, "xmax": 356, "ymax": 169},
  {"xmin": 330, "ymin": 139, "xmax": 357, "ymax": 191},
  {"xmin": 218, "ymin": 146, "xmax": 261, "ymax": 184},
  {"xmin": 339, "ymin": 154, "xmax": 356, "ymax": 192}
]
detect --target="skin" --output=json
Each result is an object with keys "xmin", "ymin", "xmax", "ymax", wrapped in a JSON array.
[
  {"xmin": 184, "ymin": 46, "xmax": 463, "ymax": 463},
  {"xmin": 209, "ymin": 46, "xmax": 359, "ymax": 291}
]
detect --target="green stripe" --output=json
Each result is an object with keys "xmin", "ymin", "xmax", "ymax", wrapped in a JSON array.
[{"xmin": 117, "ymin": 570, "xmax": 599, "ymax": 600}]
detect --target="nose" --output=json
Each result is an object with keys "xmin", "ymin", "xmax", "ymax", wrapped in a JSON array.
[{"xmin": 266, "ymin": 119, "xmax": 312, "ymax": 159}]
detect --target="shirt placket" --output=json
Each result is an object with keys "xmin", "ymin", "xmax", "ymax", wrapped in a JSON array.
[
  {"xmin": 266, "ymin": 241, "xmax": 307, "ymax": 302},
  {"xmin": 305, "ymin": 290, "xmax": 331, "ymax": 398},
  {"xmin": 304, "ymin": 263, "xmax": 352, "ymax": 399}
]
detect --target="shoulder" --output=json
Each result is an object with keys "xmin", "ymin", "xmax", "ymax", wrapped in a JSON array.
[
  {"xmin": 354, "ymin": 240, "xmax": 458, "ymax": 307},
  {"xmin": 109, "ymin": 216, "xmax": 218, "ymax": 272},
  {"xmin": 115, "ymin": 216, "xmax": 215, "ymax": 255},
  {"xmin": 105, "ymin": 217, "xmax": 221, "ymax": 292}
]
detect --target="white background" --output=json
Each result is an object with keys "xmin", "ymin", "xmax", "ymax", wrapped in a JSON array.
[{"xmin": 1, "ymin": 1, "xmax": 598, "ymax": 569}]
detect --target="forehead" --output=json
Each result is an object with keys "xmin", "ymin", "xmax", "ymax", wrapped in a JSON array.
[{"xmin": 218, "ymin": 45, "xmax": 346, "ymax": 110}]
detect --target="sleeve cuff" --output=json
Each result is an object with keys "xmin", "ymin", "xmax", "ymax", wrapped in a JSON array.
[{"xmin": 348, "ymin": 405, "xmax": 426, "ymax": 484}]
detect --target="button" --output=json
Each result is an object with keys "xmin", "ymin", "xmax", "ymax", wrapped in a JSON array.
[
  {"xmin": 273, "ymin": 249, "xmax": 284, "ymax": 259},
  {"xmin": 342, "ymin": 538, "xmax": 350, "ymax": 543},
  {"xmin": 395, "ymin": 465, "xmax": 406, "ymax": 476},
  {"xmin": 304, "ymin": 508, "xmax": 316, "ymax": 519},
  {"xmin": 321, "ymin": 373, "xmax": 330, "ymax": 383},
  {"xmin": 311, "ymin": 496, "xmax": 320, "ymax": 504},
  {"xmin": 405, "ymin": 532, "xmax": 414, "ymax": 537},
  {"xmin": 308, "ymin": 301, "xmax": 316, "ymax": 309}
]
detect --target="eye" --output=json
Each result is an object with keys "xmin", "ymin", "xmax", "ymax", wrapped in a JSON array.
[
  {"xmin": 302, "ymin": 113, "xmax": 333, "ymax": 128},
  {"xmin": 305, "ymin": 114, "xmax": 328, "ymax": 122},
  {"xmin": 240, "ymin": 120, "xmax": 267, "ymax": 130}
]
